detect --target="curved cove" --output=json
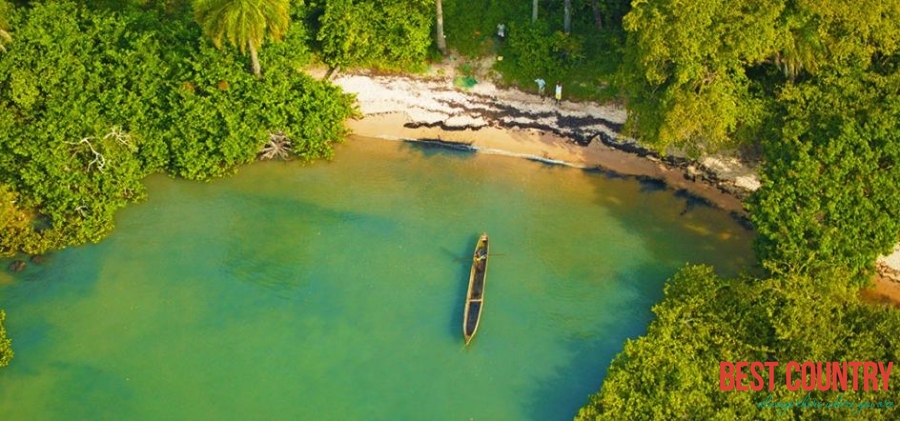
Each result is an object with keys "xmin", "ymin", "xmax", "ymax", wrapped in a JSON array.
[{"xmin": 0, "ymin": 137, "xmax": 753, "ymax": 420}]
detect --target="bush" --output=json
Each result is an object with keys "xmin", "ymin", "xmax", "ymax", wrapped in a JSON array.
[{"xmin": 317, "ymin": 0, "xmax": 432, "ymax": 72}]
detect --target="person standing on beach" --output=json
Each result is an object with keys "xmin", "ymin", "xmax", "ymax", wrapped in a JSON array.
[
  {"xmin": 555, "ymin": 82, "xmax": 562, "ymax": 105},
  {"xmin": 535, "ymin": 78, "xmax": 546, "ymax": 100}
]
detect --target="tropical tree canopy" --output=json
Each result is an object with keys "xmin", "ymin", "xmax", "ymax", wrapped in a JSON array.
[
  {"xmin": 749, "ymin": 70, "xmax": 900, "ymax": 285},
  {"xmin": 619, "ymin": 0, "xmax": 783, "ymax": 154},
  {"xmin": 619, "ymin": 0, "xmax": 900, "ymax": 153}
]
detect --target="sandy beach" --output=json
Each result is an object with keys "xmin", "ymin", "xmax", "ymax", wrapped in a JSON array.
[
  {"xmin": 346, "ymin": 112, "xmax": 750, "ymax": 213},
  {"xmin": 331, "ymin": 71, "xmax": 759, "ymax": 215}
]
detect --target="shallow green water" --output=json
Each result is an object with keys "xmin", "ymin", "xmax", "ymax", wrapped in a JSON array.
[{"xmin": 0, "ymin": 138, "xmax": 752, "ymax": 420}]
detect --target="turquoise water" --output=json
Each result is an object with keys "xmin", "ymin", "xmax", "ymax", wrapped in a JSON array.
[{"xmin": 0, "ymin": 138, "xmax": 753, "ymax": 420}]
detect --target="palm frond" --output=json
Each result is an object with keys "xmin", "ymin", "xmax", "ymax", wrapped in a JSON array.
[{"xmin": 193, "ymin": 0, "xmax": 289, "ymax": 54}]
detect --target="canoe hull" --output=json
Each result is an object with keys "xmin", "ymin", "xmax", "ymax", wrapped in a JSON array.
[{"xmin": 463, "ymin": 233, "xmax": 489, "ymax": 345}]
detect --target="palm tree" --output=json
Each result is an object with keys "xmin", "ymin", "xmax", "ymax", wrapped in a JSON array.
[
  {"xmin": 193, "ymin": 0, "xmax": 290, "ymax": 77},
  {"xmin": 775, "ymin": 26, "xmax": 823, "ymax": 82}
]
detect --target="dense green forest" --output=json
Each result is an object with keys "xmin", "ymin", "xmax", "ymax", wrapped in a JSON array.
[
  {"xmin": 577, "ymin": 0, "xmax": 900, "ymax": 419},
  {"xmin": 2, "ymin": 1, "xmax": 900, "ymax": 419}
]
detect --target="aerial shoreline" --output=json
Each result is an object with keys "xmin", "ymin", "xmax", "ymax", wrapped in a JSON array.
[
  {"xmin": 323, "ymin": 67, "xmax": 900, "ymax": 305},
  {"xmin": 331, "ymin": 71, "xmax": 759, "ymax": 216}
]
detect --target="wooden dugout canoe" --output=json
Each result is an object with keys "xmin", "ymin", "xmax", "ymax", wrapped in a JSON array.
[{"xmin": 463, "ymin": 233, "xmax": 489, "ymax": 345}]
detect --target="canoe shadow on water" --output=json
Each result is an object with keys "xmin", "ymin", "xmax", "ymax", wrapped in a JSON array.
[{"xmin": 447, "ymin": 233, "xmax": 482, "ymax": 344}]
